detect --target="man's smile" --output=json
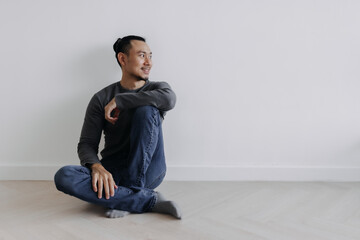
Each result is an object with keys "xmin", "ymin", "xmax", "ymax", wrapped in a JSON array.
[{"xmin": 142, "ymin": 67, "xmax": 151, "ymax": 74}]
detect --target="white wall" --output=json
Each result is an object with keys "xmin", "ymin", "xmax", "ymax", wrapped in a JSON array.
[{"xmin": 0, "ymin": 0, "xmax": 359, "ymax": 181}]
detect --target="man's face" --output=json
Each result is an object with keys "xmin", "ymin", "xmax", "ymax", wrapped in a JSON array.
[{"xmin": 121, "ymin": 40, "xmax": 152, "ymax": 81}]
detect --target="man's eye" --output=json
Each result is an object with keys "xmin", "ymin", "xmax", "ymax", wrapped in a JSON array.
[{"xmin": 140, "ymin": 54, "xmax": 145, "ymax": 57}]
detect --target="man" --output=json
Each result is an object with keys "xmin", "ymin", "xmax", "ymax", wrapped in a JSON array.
[{"xmin": 54, "ymin": 35, "xmax": 181, "ymax": 219}]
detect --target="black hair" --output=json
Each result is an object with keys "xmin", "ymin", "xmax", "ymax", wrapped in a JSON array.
[{"xmin": 113, "ymin": 35, "xmax": 146, "ymax": 68}]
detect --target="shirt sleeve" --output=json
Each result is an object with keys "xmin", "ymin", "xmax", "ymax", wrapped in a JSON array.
[
  {"xmin": 114, "ymin": 81, "xmax": 176, "ymax": 112},
  {"xmin": 77, "ymin": 94, "xmax": 104, "ymax": 167}
]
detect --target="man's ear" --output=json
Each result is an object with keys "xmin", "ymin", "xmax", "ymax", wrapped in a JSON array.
[{"xmin": 117, "ymin": 52, "xmax": 127, "ymax": 67}]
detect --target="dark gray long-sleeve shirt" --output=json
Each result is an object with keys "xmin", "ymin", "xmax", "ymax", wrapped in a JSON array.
[{"xmin": 77, "ymin": 80, "xmax": 176, "ymax": 167}]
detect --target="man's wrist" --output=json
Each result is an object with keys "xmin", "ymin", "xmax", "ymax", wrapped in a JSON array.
[
  {"xmin": 85, "ymin": 162, "xmax": 101, "ymax": 170},
  {"xmin": 89, "ymin": 163, "xmax": 102, "ymax": 170}
]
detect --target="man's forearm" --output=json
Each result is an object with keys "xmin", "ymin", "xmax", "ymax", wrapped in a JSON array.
[
  {"xmin": 78, "ymin": 142, "xmax": 101, "ymax": 167},
  {"xmin": 78, "ymin": 94, "xmax": 104, "ymax": 167},
  {"xmin": 115, "ymin": 85, "xmax": 176, "ymax": 111}
]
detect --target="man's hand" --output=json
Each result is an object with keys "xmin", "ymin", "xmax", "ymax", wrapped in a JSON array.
[
  {"xmin": 90, "ymin": 163, "xmax": 118, "ymax": 199},
  {"xmin": 104, "ymin": 98, "xmax": 120, "ymax": 125}
]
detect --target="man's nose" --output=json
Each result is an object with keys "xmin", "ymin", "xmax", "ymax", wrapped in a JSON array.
[{"xmin": 144, "ymin": 56, "xmax": 152, "ymax": 65}]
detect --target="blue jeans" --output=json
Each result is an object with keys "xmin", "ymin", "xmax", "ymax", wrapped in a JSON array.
[{"xmin": 54, "ymin": 106, "xmax": 166, "ymax": 213}]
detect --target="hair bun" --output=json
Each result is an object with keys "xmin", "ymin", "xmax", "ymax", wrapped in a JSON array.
[{"xmin": 113, "ymin": 38, "xmax": 122, "ymax": 52}]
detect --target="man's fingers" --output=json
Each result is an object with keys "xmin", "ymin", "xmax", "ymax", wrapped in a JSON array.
[
  {"xmin": 104, "ymin": 112, "xmax": 111, "ymax": 123},
  {"xmin": 106, "ymin": 116, "xmax": 118, "ymax": 125},
  {"xmin": 90, "ymin": 164, "xmax": 117, "ymax": 200},
  {"xmin": 104, "ymin": 179, "xmax": 110, "ymax": 199},
  {"xmin": 104, "ymin": 98, "xmax": 119, "ymax": 124},
  {"xmin": 105, "ymin": 110, "xmax": 113, "ymax": 122},
  {"xmin": 110, "ymin": 179, "xmax": 116, "ymax": 197},
  {"xmin": 92, "ymin": 174, "xmax": 98, "ymax": 192},
  {"xmin": 98, "ymin": 178, "xmax": 103, "ymax": 199}
]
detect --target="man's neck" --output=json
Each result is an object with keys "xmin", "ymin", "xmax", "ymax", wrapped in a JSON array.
[{"xmin": 120, "ymin": 78, "xmax": 146, "ymax": 90}]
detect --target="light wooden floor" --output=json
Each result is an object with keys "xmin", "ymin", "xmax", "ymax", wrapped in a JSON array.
[{"xmin": 1, "ymin": 181, "xmax": 360, "ymax": 240}]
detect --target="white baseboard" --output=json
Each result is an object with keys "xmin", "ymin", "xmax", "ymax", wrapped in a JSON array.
[
  {"xmin": 166, "ymin": 166, "xmax": 360, "ymax": 181},
  {"xmin": 1, "ymin": 165, "xmax": 360, "ymax": 181}
]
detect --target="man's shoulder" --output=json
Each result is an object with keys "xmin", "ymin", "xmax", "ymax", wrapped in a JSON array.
[
  {"xmin": 96, "ymin": 82, "xmax": 118, "ymax": 94},
  {"xmin": 93, "ymin": 82, "xmax": 118, "ymax": 98},
  {"xmin": 89, "ymin": 82, "xmax": 118, "ymax": 107}
]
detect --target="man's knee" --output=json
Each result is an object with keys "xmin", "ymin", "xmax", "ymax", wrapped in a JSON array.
[
  {"xmin": 133, "ymin": 106, "xmax": 160, "ymax": 125},
  {"xmin": 54, "ymin": 165, "xmax": 81, "ymax": 193},
  {"xmin": 134, "ymin": 106, "xmax": 159, "ymax": 117}
]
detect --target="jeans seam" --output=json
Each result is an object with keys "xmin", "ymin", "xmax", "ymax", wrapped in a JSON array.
[
  {"xmin": 145, "ymin": 192, "xmax": 157, "ymax": 212},
  {"xmin": 136, "ymin": 107, "xmax": 157, "ymax": 187},
  {"xmin": 146, "ymin": 171, "xmax": 166, "ymax": 189}
]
